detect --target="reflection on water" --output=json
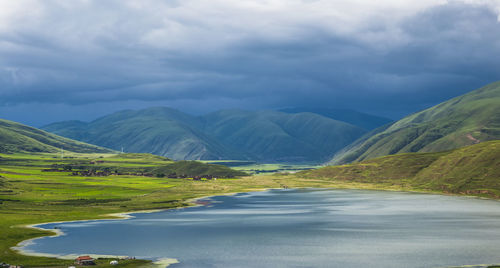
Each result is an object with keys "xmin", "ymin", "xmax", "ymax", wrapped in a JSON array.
[{"xmin": 23, "ymin": 189, "xmax": 500, "ymax": 267}]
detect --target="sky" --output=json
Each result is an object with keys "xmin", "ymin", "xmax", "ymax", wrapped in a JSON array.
[{"xmin": 1, "ymin": 0, "xmax": 500, "ymax": 127}]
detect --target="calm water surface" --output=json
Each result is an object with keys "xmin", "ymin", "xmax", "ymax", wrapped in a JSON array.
[{"xmin": 22, "ymin": 189, "xmax": 500, "ymax": 267}]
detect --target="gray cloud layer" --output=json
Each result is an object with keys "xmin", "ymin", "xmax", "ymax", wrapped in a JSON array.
[{"xmin": 1, "ymin": 0, "xmax": 500, "ymax": 125}]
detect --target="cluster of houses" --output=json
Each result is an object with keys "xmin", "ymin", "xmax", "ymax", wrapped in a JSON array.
[
  {"xmin": 42, "ymin": 165, "xmax": 152, "ymax": 177},
  {"xmin": 71, "ymin": 170, "xmax": 113, "ymax": 177},
  {"xmin": 42, "ymin": 161, "xmax": 106, "ymax": 173},
  {"xmin": 42, "ymin": 168, "xmax": 69, "ymax": 172},
  {"xmin": 41, "ymin": 163, "xmax": 223, "ymax": 180},
  {"xmin": 42, "ymin": 168, "xmax": 114, "ymax": 177}
]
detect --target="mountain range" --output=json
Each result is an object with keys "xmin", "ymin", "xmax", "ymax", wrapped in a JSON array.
[
  {"xmin": 5, "ymin": 81, "xmax": 499, "ymax": 164},
  {"xmin": 42, "ymin": 109, "xmax": 374, "ymax": 162}
]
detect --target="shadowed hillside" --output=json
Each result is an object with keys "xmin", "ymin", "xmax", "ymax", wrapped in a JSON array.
[{"xmin": 331, "ymin": 81, "xmax": 500, "ymax": 164}]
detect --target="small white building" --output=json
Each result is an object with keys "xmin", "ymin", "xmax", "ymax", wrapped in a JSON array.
[{"xmin": 110, "ymin": 260, "xmax": 118, "ymax": 265}]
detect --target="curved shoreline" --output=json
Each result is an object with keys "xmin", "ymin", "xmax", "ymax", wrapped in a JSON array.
[
  {"xmin": 10, "ymin": 189, "xmax": 274, "ymax": 266},
  {"xmin": 11, "ymin": 209, "xmax": 179, "ymax": 266}
]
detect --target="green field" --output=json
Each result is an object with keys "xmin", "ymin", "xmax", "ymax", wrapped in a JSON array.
[{"xmin": 1, "ymin": 149, "xmax": 500, "ymax": 267}]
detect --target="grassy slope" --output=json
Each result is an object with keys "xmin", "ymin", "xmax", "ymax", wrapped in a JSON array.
[
  {"xmin": 331, "ymin": 81, "xmax": 500, "ymax": 164},
  {"xmin": 306, "ymin": 140, "xmax": 500, "ymax": 197},
  {"xmin": 43, "ymin": 108, "xmax": 366, "ymax": 163},
  {"xmin": 0, "ymin": 119, "xmax": 113, "ymax": 154}
]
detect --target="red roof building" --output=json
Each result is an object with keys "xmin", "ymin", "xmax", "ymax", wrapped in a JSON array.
[{"xmin": 75, "ymin": 256, "xmax": 95, "ymax": 266}]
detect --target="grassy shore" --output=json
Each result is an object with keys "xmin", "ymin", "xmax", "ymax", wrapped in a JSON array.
[
  {"xmin": 1, "ymin": 152, "xmax": 499, "ymax": 267},
  {"xmin": 0, "ymin": 152, "xmax": 332, "ymax": 267},
  {"xmin": 303, "ymin": 140, "xmax": 500, "ymax": 199}
]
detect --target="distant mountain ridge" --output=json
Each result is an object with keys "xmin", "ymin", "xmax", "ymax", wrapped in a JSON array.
[
  {"xmin": 42, "ymin": 108, "xmax": 367, "ymax": 163},
  {"xmin": 0, "ymin": 119, "xmax": 113, "ymax": 154},
  {"xmin": 330, "ymin": 81, "xmax": 500, "ymax": 164}
]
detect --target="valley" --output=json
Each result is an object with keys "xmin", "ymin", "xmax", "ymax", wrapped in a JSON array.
[
  {"xmin": 41, "ymin": 108, "xmax": 369, "ymax": 163},
  {"xmin": 2, "ymin": 2, "xmax": 500, "ymax": 267},
  {"xmin": 0, "ymin": 81, "xmax": 500, "ymax": 267},
  {"xmin": 1, "ymin": 143, "xmax": 500, "ymax": 267}
]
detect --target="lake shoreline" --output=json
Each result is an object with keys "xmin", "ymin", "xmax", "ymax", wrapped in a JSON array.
[
  {"xmin": 13, "ymin": 187, "xmax": 500, "ymax": 268},
  {"xmin": 8, "ymin": 184, "xmax": 500, "ymax": 267},
  {"xmin": 11, "ymin": 187, "xmax": 280, "ymax": 266}
]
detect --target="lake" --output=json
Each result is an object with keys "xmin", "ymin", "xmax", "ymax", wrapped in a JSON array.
[{"xmin": 20, "ymin": 189, "xmax": 500, "ymax": 267}]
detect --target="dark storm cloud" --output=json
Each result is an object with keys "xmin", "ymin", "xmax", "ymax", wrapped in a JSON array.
[
  {"xmin": 155, "ymin": 3, "xmax": 500, "ymax": 115},
  {"xmin": 0, "ymin": 0, "xmax": 500, "ymax": 124}
]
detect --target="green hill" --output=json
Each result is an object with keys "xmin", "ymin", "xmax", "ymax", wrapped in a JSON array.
[
  {"xmin": 331, "ymin": 81, "xmax": 500, "ymax": 164},
  {"xmin": 42, "ymin": 108, "xmax": 366, "ymax": 163},
  {"xmin": 305, "ymin": 140, "xmax": 500, "ymax": 198},
  {"xmin": 0, "ymin": 119, "xmax": 113, "ymax": 154},
  {"xmin": 280, "ymin": 107, "xmax": 392, "ymax": 130}
]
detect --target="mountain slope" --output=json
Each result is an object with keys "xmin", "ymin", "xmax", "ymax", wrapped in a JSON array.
[
  {"xmin": 203, "ymin": 110, "xmax": 366, "ymax": 162},
  {"xmin": 0, "ymin": 119, "xmax": 112, "ymax": 153},
  {"xmin": 305, "ymin": 140, "xmax": 500, "ymax": 198},
  {"xmin": 43, "ymin": 107, "xmax": 239, "ymax": 160},
  {"xmin": 280, "ymin": 107, "xmax": 392, "ymax": 130},
  {"xmin": 330, "ymin": 81, "xmax": 500, "ymax": 164},
  {"xmin": 43, "ymin": 108, "xmax": 366, "ymax": 162}
]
